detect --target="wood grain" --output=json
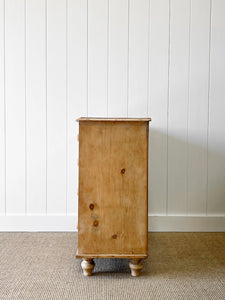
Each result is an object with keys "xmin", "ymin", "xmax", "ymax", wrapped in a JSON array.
[
  {"xmin": 77, "ymin": 117, "xmax": 151, "ymax": 122},
  {"xmin": 77, "ymin": 120, "xmax": 149, "ymax": 257},
  {"xmin": 76, "ymin": 251, "xmax": 148, "ymax": 259}
]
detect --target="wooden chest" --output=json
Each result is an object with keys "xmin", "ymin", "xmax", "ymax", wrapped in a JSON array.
[{"xmin": 76, "ymin": 118, "xmax": 151, "ymax": 276}]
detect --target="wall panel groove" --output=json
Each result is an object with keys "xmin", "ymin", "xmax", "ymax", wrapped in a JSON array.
[
  {"xmin": 45, "ymin": 0, "xmax": 48, "ymax": 216},
  {"xmin": 5, "ymin": 0, "xmax": 26, "ymax": 215},
  {"xmin": 187, "ymin": 0, "xmax": 211, "ymax": 216},
  {"xmin": 166, "ymin": 0, "xmax": 171, "ymax": 216},
  {"xmin": 148, "ymin": 0, "xmax": 170, "ymax": 216},
  {"xmin": 108, "ymin": 0, "xmax": 128, "ymax": 117},
  {"xmin": 26, "ymin": 0, "xmax": 47, "ymax": 215},
  {"xmin": 128, "ymin": 0, "xmax": 149, "ymax": 117},
  {"xmin": 66, "ymin": 0, "xmax": 68, "ymax": 216},
  {"xmin": 206, "ymin": 0, "xmax": 213, "ymax": 216},
  {"xmin": 167, "ymin": 0, "xmax": 190, "ymax": 215},
  {"xmin": 208, "ymin": 0, "xmax": 225, "ymax": 215},
  {"xmin": 67, "ymin": 0, "xmax": 87, "ymax": 215},
  {"xmin": 126, "ymin": 0, "xmax": 130, "ymax": 117},
  {"xmin": 0, "ymin": 0, "xmax": 5, "ymax": 215},
  {"xmin": 46, "ymin": 0, "xmax": 67, "ymax": 214},
  {"xmin": 87, "ymin": 0, "xmax": 108, "ymax": 117}
]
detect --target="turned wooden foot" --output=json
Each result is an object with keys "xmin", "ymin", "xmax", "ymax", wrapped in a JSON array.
[
  {"xmin": 129, "ymin": 259, "xmax": 143, "ymax": 277},
  {"xmin": 81, "ymin": 258, "xmax": 95, "ymax": 276}
]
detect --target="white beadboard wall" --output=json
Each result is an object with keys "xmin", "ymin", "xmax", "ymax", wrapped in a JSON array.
[{"xmin": 0, "ymin": 0, "xmax": 225, "ymax": 231}]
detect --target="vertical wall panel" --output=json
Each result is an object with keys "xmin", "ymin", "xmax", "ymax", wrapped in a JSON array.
[
  {"xmin": 187, "ymin": 0, "xmax": 210, "ymax": 215},
  {"xmin": 148, "ymin": 0, "xmax": 170, "ymax": 215},
  {"xmin": 0, "ymin": 0, "xmax": 5, "ymax": 215},
  {"xmin": 1, "ymin": 0, "xmax": 225, "ymax": 227},
  {"xmin": 67, "ymin": 0, "xmax": 87, "ymax": 216},
  {"xmin": 88, "ymin": 0, "xmax": 108, "ymax": 117},
  {"xmin": 107, "ymin": 0, "xmax": 128, "ymax": 117},
  {"xmin": 5, "ymin": 0, "xmax": 26, "ymax": 215},
  {"xmin": 168, "ymin": 0, "xmax": 190, "ymax": 215},
  {"xmin": 26, "ymin": 0, "xmax": 46, "ymax": 215},
  {"xmin": 128, "ymin": 0, "xmax": 149, "ymax": 117},
  {"xmin": 47, "ymin": 0, "xmax": 67, "ymax": 214},
  {"xmin": 208, "ymin": 0, "xmax": 225, "ymax": 215}
]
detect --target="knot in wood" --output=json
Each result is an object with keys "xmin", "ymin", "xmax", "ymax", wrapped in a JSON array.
[
  {"xmin": 93, "ymin": 220, "xmax": 99, "ymax": 227},
  {"xmin": 89, "ymin": 203, "xmax": 94, "ymax": 210},
  {"xmin": 121, "ymin": 168, "xmax": 126, "ymax": 174}
]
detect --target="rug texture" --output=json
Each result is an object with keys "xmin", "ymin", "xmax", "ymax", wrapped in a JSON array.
[{"xmin": 0, "ymin": 232, "xmax": 224, "ymax": 299}]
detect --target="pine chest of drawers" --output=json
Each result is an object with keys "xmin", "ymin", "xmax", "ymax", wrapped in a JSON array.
[{"xmin": 76, "ymin": 118, "xmax": 151, "ymax": 276}]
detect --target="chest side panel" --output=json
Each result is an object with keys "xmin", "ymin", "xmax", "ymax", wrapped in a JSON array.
[{"xmin": 78, "ymin": 121, "xmax": 148, "ymax": 255}]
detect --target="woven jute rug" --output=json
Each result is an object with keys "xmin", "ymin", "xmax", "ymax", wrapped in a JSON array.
[{"xmin": 0, "ymin": 232, "xmax": 224, "ymax": 299}]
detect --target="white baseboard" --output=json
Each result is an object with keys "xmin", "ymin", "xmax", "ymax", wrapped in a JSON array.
[
  {"xmin": 0, "ymin": 215, "xmax": 224, "ymax": 232},
  {"xmin": 148, "ymin": 215, "xmax": 225, "ymax": 232},
  {"xmin": 0, "ymin": 215, "xmax": 78, "ymax": 232}
]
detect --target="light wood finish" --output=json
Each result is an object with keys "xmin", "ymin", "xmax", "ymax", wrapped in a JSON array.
[
  {"xmin": 76, "ymin": 250, "xmax": 147, "ymax": 259},
  {"xmin": 77, "ymin": 117, "xmax": 151, "ymax": 122},
  {"xmin": 76, "ymin": 119, "xmax": 150, "ymax": 276},
  {"xmin": 129, "ymin": 259, "xmax": 143, "ymax": 277},
  {"xmin": 81, "ymin": 259, "xmax": 95, "ymax": 276}
]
